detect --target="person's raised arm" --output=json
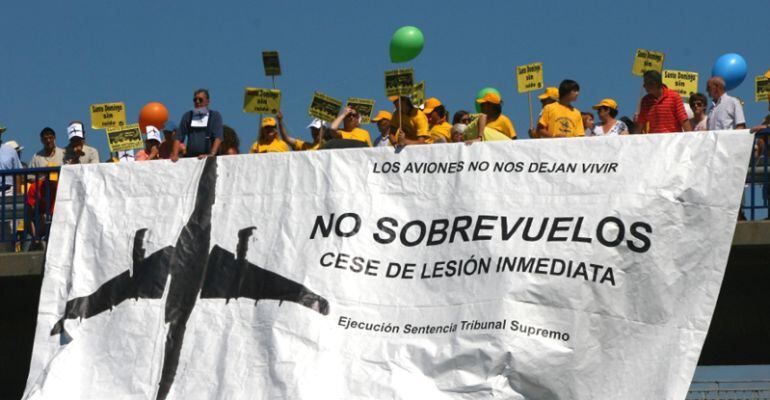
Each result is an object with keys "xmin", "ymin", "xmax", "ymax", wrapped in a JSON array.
[
  {"xmin": 276, "ymin": 111, "xmax": 297, "ymax": 147},
  {"xmin": 328, "ymin": 107, "xmax": 352, "ymax": 139}
]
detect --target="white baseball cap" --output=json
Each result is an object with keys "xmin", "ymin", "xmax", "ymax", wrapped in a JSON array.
[
  {"xmin": 306, "ymin": 118, "xmax": 327, "ymax": 129},
  {"xmin": 4, "ymin": 140, "xmax": 23, "ymax": 151},
  {"xmin": 67, "ymin": 122, "xmax": 85, "ymax": 140},
  {"xmin": 146, "ymin": 125, "xmax": 162, "ymax": 142}
]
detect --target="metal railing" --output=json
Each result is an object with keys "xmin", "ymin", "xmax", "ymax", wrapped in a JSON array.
[
  {"xmin": 0, "ymin": 133, "xmax": 768, "ymax": 250},
  {"xmin": 0, "ymin": 167, "xmax": 60, "ymax": 252},
  {"xmin": 688, "ymin": 380, "xmax": 770, "ymax": 400},
  {"xmin": 745, "ymin": 129, "xmax": 770, "ymax": 220}
]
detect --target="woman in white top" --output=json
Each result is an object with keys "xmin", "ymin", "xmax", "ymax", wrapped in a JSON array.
[
  {"xmin": 688, "ymin": 93, "xmax": 709, "ymax": 131},
  {"xmin": 592, "ymin": 98, "xmax": 629, "ymax": 136}
]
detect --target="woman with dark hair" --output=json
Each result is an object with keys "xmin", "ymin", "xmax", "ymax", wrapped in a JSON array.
[
  {"xmin": 688, "ymin": 93, "xmax": 709, "ymax": 131},
  {"xmin": 219, "ymin": 125, "xmax": 240, "ymax": 155},
  {"xmin": 591, "ymin": 98, "xmax": 629, "ymax": 136},
  {"xmin": 620, "ymin": 117, "xmax": 637, "ymax": 134},
  {"xmin": 475, "ymin": 93, "xmax": 516, "ymax": 139},
  {"xmin": 452, "ymin": 110, "xmax": 471, "ymax": 125}
]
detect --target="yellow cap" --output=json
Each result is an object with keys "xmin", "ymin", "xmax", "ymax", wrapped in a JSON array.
[
  {"xmin": 475, "ymin": 92, "xmax": 501, "ymax": 105},
  {"xmin": 537, "ymin": 87, "xmax": 559, "ymax": 101},
  {"xmin": 422, "ymin": 98, "xmax": 442, "ymax": 114},
  {"xmin": 388, "ymin": 95, "xmax": 399, "ymax": 102},
  {"xmin": 261, "ymin": 117, "xmax": 277, "ymax": 128},
  {"xmin": 591, "ymin": 98, "xmax": 618, "ymax": 110},
  {"xmin": 371, "ymin": 110, "xmax": 392, "ymax": 122},
  {"xmin": 765, "ymin": 69, "xmax": 770, "ymax": 79}
]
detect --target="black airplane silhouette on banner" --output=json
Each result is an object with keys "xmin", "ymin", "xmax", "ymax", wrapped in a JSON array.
[{"xmin": 50, "ymin": 157, "xmax": 330, "ymax": 400}]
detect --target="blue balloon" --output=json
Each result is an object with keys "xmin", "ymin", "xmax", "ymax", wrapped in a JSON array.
[{"xmin": 711, "ymin": 53, "xmax": 748, "ymax": 91}]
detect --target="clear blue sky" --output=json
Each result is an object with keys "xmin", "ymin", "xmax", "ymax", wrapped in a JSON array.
[
  {"xmin": 2, "ymin": 0, "xmax": 769, "ymax": 158},
  {"xmin": 2, "ymin": 0, "xmax": 769, "ymax": 383}
]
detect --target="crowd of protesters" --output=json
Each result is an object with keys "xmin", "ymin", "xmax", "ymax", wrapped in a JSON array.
[
  {"xmin": 2, "ymin": 70, "xmax": 770, "ymax": 248},
  {"xmin": 2, "ymin": 71, "xmax": 767, "ymax": 169}
]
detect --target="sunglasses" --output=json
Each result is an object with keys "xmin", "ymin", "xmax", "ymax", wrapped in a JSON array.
[
  {"xmin": 691, "ymin": 102, "xmax": 705, "ymax": 107},
  {"xmin": 193, "ymin": 97, "xmax": 206, "ymax": 104}
]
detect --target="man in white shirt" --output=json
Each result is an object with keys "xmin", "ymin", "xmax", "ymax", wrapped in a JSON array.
[
  {"xmin": 30, "ymin": 127, "xmax": 65, "ymax": 168},
  {"xmin": 0, "ymin": 128, "xmax": 22, "ymax": 194},
  {"xmin": 707, "ymin": 76, "xmax": 746, "ymax": 130}
]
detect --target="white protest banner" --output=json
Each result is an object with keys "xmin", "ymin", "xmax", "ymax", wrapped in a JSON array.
[{"xmin": 25, "ymin": 132, "xmax": 752, "ymax": 400}]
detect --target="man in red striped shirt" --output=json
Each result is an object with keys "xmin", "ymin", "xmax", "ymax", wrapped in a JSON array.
[{"xmin": 635, "ymin": 70, "xmax": 693, "ymax": 133}]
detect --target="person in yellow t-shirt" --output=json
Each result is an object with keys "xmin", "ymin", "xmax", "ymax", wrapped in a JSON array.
[
  {"xmin": 389, "ymin": 95, "xmax": 430, "ymax": 146},
  {"xmin": 279, "ymin": 114, "xmax": 324, "ymax": 151},
  {"xmin": 475, "ymin": 92, "xmax": 517, "ymax": 139},
  {"xmin": 537, "ymin": 79, "xmax": 585, "ymax": 138},
  {"xmin": 329, "ymin": 107, "xmax": 372, "ymax": 147},
  {"xmin": 249, "ymin": 116, "xmax": 291, "ymax": 153},
  {"xmin": 423, "ymin": 97, "xmax": 452, "ymax": 143},
  {"xmin": 529, "ymin": 87, "xmax": 558, "ymax": 138}
]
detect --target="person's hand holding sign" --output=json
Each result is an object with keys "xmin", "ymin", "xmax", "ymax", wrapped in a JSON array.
[{"xmin": 275, "ymin": 110, "xmax": 291, "ymax": 143}]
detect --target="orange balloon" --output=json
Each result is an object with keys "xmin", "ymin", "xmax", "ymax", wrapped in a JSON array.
[{"xmin": 138, "ymin": 102, "xmax": 169, "ymax": 133}]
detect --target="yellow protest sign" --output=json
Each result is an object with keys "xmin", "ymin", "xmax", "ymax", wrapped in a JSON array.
[
  {"xmin": 632, "ymin": 49, "xmax": 665, "ymax": 76},
  {"xmin": 262, "ymin": 51, "xmax": 281, "ymax": 76},
  {"xmin": 346, "ymin": 98, "xmax": 375, "ymax": 124},
  {"xmin": 243, "ymin": 88, "xmax": 281, "ymax": 114},
  {"xmin": 105, "ymin": 123, "xmax": 144, "ymax": 152},
  {"xmin": 90, "ymin": 102, "xmax": 127, "ymax": 130},
  {"xmin": 662, "ymin": 70, "xmax": 699, "ymax": 98},
  {"xmin": 308, "ymin": 92, "xmax": 342, "ymax": 122},
  {"xmin": 411, "ymin": 81, "xmax": 425, "ymax": 108},
  {"xmin": 385, "ymin": 68, "xmax": 414, "ymax": 97},
  {"xmin": 755, "ymin": 76, "xmax": 770, "ymax": 102},
  {"xmin": 516, "ymin": 62, "xmax": 544, "ymax": 93}
]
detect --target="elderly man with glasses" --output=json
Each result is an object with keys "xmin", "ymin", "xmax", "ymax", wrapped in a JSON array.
[
  {"xmin": 706, "ymin": 76, "xmax": 746, "ymax": 131},
  {"xmin": 178, "ymin": 88, "xmax": 224, "ymax": 158}
]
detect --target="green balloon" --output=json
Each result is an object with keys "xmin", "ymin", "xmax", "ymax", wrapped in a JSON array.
[
  {"xmin": 389, "ymin": 26, "xmax": 424, "ymax": 63},
  {"xmin": 475, "ymin": 87, "xmax": 501, "ymax": 112}
]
